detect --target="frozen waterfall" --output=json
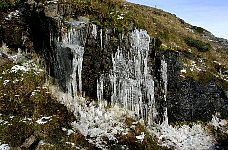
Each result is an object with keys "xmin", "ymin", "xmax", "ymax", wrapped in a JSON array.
[
  {"xmin": 54, "ymin": 22, "xmax": 167, "ymax": 125},
  {"xmin": 57, "ymin": 22, "xmax": 86, "ymax": 97},
  {"xmin": 97, "ymin": 29, "xmax": 159, "ymax": 124}
]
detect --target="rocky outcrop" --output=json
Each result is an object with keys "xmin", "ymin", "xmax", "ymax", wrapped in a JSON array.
[
  {"xmin": 0, "ymin": 0, "xmax": 227, "ymax": 123},
  {"xmin": 165, "ymin": 51, "xmax": 228, "ymax": 122}
]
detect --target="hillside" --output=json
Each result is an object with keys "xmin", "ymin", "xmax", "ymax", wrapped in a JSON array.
[
  {"xmin": 0, "ymin": 0, "xmax": 228, "ymax": 149},
  {"xmin": 1, "ymin": 0, "xmax": 228, "ymax": 89}
]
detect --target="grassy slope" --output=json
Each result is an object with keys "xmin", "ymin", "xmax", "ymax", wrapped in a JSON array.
[{"xmin": 0, "ymin": 60, "xmax": 98, "ymax": 149}]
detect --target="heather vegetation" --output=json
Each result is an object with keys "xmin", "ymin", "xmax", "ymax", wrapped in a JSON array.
[
  {"xmin": 0, "ymin": 58, "xmax": 99, "ymax": 149},
  {"xmin": 185, "ymin": 37, "xmax": 211, "ymax": 52},
  {"xmin": 0, "ymin": 0, "xmax": 17, "ymax": 10}
]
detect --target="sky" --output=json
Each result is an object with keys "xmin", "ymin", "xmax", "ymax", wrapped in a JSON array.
[{"xmin": 127, "ymin": 0, "xmax": 228, "ymax": 40}]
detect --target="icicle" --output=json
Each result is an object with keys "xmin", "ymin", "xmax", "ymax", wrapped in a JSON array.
[
  {"xmin": 97, "ymin": 75, "xmax": 104, "ymax": 107},
  {"xmin": 72, "ymin": 56, "xmax": 78, "ymax": 97},
  {"xmin": 105, "ymin": 29, "xmax": 108, "ymax": 42},
  {"xmin": 78, "ymin": 56, "xmax": 83, "ymax": 94},
  {"xmin": 100, "ymin": 29, "xmax": 103, "ymax": 50},
  {"xmin": 49, "ymin": 31, "xmax": 52, "ymax": 47},
  {"xmin": 161, "ymin": 59, "xmax": 168, "ymax": 123},
  {"xmin": 91, "ymin": 24, "xmax": 97, "ymax": 39},
  {"xmin": 59, "ymin": 24, "xmax": 85, "ymax": 98},
  {"xmin": 161, "ymin": 59, "xmax": 168, "ymax": 101},
  {"xmin": 101, "ymin": 29, "xmax": 156, "ymax": 122},
  {"xmin": 163, "ymin": 107, "xmax": 168, "ymax": 125}
]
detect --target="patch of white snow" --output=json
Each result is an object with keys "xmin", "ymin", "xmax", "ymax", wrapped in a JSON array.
[
  {"xmin": 36, "ymin": 116, "xmax": 52, "ymax": 124},
  {"xmin": 3, "ymin": 80, "xmax": 10, "ymax": 86},
  {"xmin": 62, "ymin": 128, "xmax": 75, "ymax": 136},
  {"xmin": 0, "ymin": 143, "xmax": 10, "ymax": 150},
  {"xmin": 180, "ymin": 69, "xmax": 187, "ymax": 74},
  {"xmin": 136, "ymin": 132, "xmax": 144, "ymax": 142},
  {"xmin": 5, "ymin": 10, "xmax": 20, "ymax": 21},
  {"xmin": 10, "ymin": 65, "xmax": 29, "ymax": 73}
]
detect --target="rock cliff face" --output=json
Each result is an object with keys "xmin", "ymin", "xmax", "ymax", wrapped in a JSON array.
[
  {"xmin": 0, "ymin": 1, "xmax": 227, "ymax": 124},
  {"xmin": 165, "ymin": 51, "xmax": 228, "ymax": 122}
]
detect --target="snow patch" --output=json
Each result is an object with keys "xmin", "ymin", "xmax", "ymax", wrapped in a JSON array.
[
  {"xmin": 36, "ymin": 116, "xmax": 52, "ymax": 124},
  {"xmin": 9, "ymin": 116, "xmax": 14, "ymax": 119},
  {"xmin": 211, "ymin": 115, "xmax": 227, "ymax": 129},
  {"xmin": 47, "ymin": 0, "xmax": 58, "ymax": 4},
  {"xmin": 3, "ymin": 80, "xmax": 10, "ymax": 86},
  {"xmin": 117, "ymin": 15, "xmax": 124, "ymax": 20},
  {"xmin": 65, "ymin": 142, "xmax": 80, "ymax": 149},
  {"xmin": 180, "ymin": 69, "xmax": 187, "ymax": 74},
  {"xmin": 0, "ymin": 143, "xmax": 10, "ymax": 150},
  {"xmin": 38, "ymin": 140, "xmax": 45, "ymax": 146},
  {"xmin": 10, "ymin": 62, "xmax": 43, "ymax": 74},
  {"xmin": 71, "ymin": 104, "xmax": 128, "ymax": 148},
  {"xmin": 62, "ymin": 128, "xmax": 75, "ymax": 136},
  {"xmin": 210, "ymin": 114, "xmax": 228, "ymax": 135},
  {"xmin": 185, "ymin": 60, "xmax": 203, "ymax": 72},
  {"xmin": 136, "ymin": 132, "xmax": 145, "ymax": 142},
  {"xmin": 20, "ymin": 117, "xmax": 32, "ymax": 123},
  {"xmin": 0, "ymin": 119, "xmax": 9, "ymax": 125},
  {"xmin": 185, "ymin": 27, "xmax": 194, "ymax": 33},
  {"xmin": 5, "ymin": 10, "xmax": 20, "ymax": 21},
  {"xmin": 31, "ymin": 89, "xmax": 41, "ymax": 96},
  {"xmin": 12, "ymin": 79, "xmax": 20, "ymax": 84},
  {"xmin": 11, "ymin": 65, "xmax": 29, "ymax": 73}
]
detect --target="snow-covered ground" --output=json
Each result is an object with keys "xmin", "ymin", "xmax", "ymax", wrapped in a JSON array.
[
  {"xmin": 50, "ymin": 85, "xmax": 133, "ymax": 149},
  {"xmin": 150, "ymin": 121, "xmax": 214, "ymax": 150},
  {"xmin": 0, "ymin": 143, "xmax": 10, "ymax": 150},
  {"xmin": 49, "ymin": 85, "xmax": 221, "ymax": 150}
]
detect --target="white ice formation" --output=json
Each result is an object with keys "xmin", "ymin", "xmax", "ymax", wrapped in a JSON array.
[
  {"xmin": 57, "ymin": 21, "xmax": 85, "ymax": 97},
  {"xmin": 51, "ymin": 21, "xmax": 215, "ymax": 149},
  {"xmin": 97, "ymin": 29, "xmax": 164, "ymax": 125},
  {"xmin": 150, "ymin": 122, "xmax": 214, "ymax": 150}
]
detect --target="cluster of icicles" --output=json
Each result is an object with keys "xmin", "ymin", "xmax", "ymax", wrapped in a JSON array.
[
  {"xmin": 57, "ymin": 22, "xmax": 168, "ymax": 125},
  {"xmin": 50, "ymin": 21, "xmax": 214, "ymax": 150}
]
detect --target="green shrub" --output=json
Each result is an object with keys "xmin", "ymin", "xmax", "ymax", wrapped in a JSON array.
[
  {"xmin": 185, "ymin": 37, "xmax": 211, "ymax": 52},
  {"xmin": 0, "ymin": 0, "xmax": 17, "ymax": 10},
  {"xmin": 159, "ymin": 44, "xmax": 169, "ymax": 51},
  {"xmin": 2, "ymin": 121, "xmax": 34, "ymax": 147},
  {"xmin": 158, "ymin": 30, "xmax": 169, "ymax": 40},
  {"xmin": 192, "ymin": 26, "xmax": 207, "ymax": 34}
]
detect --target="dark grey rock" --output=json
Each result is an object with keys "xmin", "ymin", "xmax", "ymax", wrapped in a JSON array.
[{"xmin": 20, "ymin": 135, "xmax": 36, "ymax": 149}]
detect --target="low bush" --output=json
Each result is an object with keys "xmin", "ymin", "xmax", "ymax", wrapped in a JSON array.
[
  {"xmin": 185, "ymin": 37, "xmax": 211, "ymax": 52},
  {"xmin": 0, "ymin": 0, "xmax": 17, "ymax": 10},
  {"xmin": 192, "ymin": 26, "xmax": 207, "ymax": 34}
]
